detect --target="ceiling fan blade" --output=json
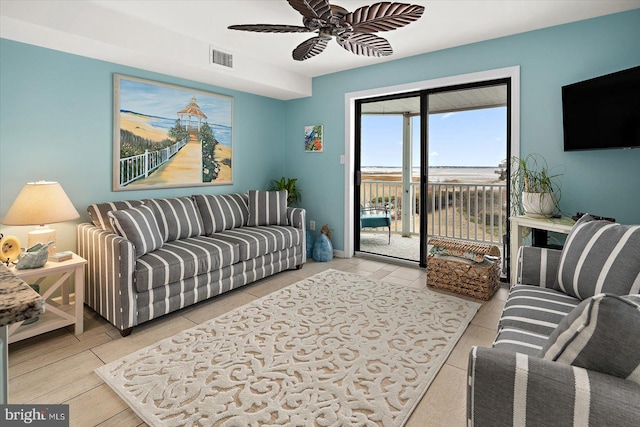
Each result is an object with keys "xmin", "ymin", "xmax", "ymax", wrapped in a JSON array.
[
  {"xmin": 287, "ymin": 0, "xmax": 333, "ymax": 21},
  {"xmin": 292, "ymin": 36, "xmax": 329, "ymax": 61},
  {"xmin": 228, "ymin": 24, "xmax": 310, "ymax": 33},
  {"xmin": 342, "ymin": 2, "xmax": 425, "ymax": 33},
  {"xmin": 337, "ymin": 33, "xmax": 393, "ymax": 57}
]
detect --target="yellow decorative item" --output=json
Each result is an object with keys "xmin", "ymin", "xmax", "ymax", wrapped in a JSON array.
[{"xmin": 0, "ymin": 235, "xmax": 22, "ymax": 263}]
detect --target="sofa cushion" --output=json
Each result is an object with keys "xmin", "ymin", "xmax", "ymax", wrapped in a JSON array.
[
  {"xmin": 247, "ymin": 190, "xmax": 288, "ymax": 226},
  {"xmin": 499, "ymin": 285, "xmax": 581, "ymax": 336},
  {"xmin": 493, "ymin": 327, "xmax": 549, "ymax": 357},
  {"xmin": 555, "ymin": 215, "xmax": 640, "ymax": 299},
  {"xmin": 144, "ymin": 197, "xmax": 204, "ymax": 242},
  {"xmin": 108, "ymin": 205, "xmax": 164, "ymax": 258},
  {"xmin": 539, "ymin": 294, "xmax": 640, "ymax": 385},
  {"xmin": 193, "ymin": 193, "xmax": 249, "ymax": 234},
  {"xmin": 135, "ymin": 236, "xmax": 239, "ymax": 291},
  {"xmin": 88, "ymin": 200, "xmax": 145, "ymax": 233},
  {"xmin": 213, "ymin": 226, "xmax": 303, "ymax": 261}
]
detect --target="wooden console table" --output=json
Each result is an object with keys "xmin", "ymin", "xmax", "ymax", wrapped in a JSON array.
[{"xmin": 509, "ymin": 215, "xmax": 575, "ymax": 284}]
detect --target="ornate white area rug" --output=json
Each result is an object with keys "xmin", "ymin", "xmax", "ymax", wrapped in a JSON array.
[{"xmin": 96, "ymin": 269, "xmax": 480, "ymax": 426}]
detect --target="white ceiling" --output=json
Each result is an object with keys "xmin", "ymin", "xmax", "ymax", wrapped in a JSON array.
[{"xmin": 1, "ymin": 0, "xmax": 639, "ymax": 100}]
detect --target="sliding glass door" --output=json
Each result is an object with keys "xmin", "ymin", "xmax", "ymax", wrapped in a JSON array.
[{"xmin": 355, "ymin": 79, "xmax": 510, "ymax": 271}]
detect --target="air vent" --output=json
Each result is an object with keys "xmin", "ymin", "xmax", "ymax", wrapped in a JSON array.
[{"xmin": 210, "ymin": 47, "xmax": 233, "ymax": 69}]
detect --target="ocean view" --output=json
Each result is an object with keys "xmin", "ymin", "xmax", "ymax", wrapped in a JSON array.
[{"xmin": 362, "ymin": 166, "xmax": 505, "ymax": 184}]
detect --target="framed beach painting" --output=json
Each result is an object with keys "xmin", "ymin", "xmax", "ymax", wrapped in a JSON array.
[
  {"xmin": 113, "ymin": 74, "xmax": 233, "ymax": 191},
  {"xmin": 304, "ymin": 125, "xmax": 323, "ymax": 152}
]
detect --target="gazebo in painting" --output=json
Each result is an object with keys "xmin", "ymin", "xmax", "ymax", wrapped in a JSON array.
[{"xmin": 177, "ymin": 97, "xmax": 207, "ymax": 132}]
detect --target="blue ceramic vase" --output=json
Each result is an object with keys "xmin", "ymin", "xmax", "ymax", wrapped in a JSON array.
[{"xmin": 312, "ymin": 233, "xmax": 333, "ymax": 262}]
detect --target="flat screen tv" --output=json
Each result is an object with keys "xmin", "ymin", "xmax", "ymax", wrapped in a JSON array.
[{"xmin": 562, "ymin": 66, "xmax": 640, "ymax": 151}]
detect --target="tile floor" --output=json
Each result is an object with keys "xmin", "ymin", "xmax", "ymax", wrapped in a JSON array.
[{"xmin": 8, "ymin": 257, "xmax": 508, "ymax": 427}]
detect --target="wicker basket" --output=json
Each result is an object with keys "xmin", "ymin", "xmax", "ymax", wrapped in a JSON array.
[{"xmin": 426, "ymin": 238, "xmax": 501, "ymax": 300}]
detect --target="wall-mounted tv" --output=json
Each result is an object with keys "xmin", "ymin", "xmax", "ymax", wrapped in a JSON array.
[{"xmin": 562, "ymin": 66, "xmax": 640, "ymax": 151}]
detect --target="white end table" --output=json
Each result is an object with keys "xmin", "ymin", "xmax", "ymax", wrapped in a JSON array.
[
  {"xmin": 509, "ymin": 215, "xmax": 575, "ymax": 285},
  {"xmin": 7, "ymin": 253, "xmax": 86, "ymax": 343}
]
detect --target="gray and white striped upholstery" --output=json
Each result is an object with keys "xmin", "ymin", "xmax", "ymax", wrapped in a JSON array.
[
  {"xmin": 193, "ymin": 193, "xmax": 249, "ymax": 235},
  {"xmin": 468, "ymin": 347, "xmax": 640, "ymax": 427},
  {"xmin": 108, "ymin": 205, "xmax": 164, "ymax": 258},
  {"xmin": 78, "ymin": 195, "xmax": 306, "ymax": 335},
  {"xmin": 247, "ymin": 190, "xmax": 288, "ymax": 226},
  {"xmin": 556, "ymin": 216, "xmax": 640, "ymax": 299},
  {"xmin": 134, "ymin": 236, "xmax": 239, "ymax": 291},
  {"xmin": 493, "ymin": 327, "xmax": 549, "ymax": 356},
  {"xmin": 88, "ymin": 199, "xmax": 145, "ymax": 233},
  {"xmin": 212, "ymin": 225, "xmax": 303, "ymax": 261},
  {"xmin": 516, "ymin": 246, "xmax": 562, "ymax": 288},
  {"xmin": 144, "ymin": 197, "xmax": 204, "ymax": 242},
  {"xmin": 540, "ymin": 293, "xmax": 640, "ymax": 385},
  {"xmin": 499, "ymin": 285, "xmax": 580, "ymax": 336}
]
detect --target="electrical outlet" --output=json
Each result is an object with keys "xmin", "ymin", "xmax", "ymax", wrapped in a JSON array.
[{"xmin": 309, "ymin": 221, "xmax": 315, "ymax": 231}]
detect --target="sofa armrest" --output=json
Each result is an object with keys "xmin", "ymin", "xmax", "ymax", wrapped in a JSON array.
[
  {"xmin": 516, "ymin": 246, "xmax": 562, "ymax": 288},
  {"xmin": 468, "ymin": 347, "xmax": 640, "ymax": 426},
  {"xmin": 77, "ymin": 223, "xmax": 137, "ymax": 331},
  {"xmin": 287, "ymin": 207, "xmax": 306, "ymax": 263}
]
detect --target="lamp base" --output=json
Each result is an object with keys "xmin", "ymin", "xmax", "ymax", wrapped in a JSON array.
[{"xmin": 28, "ymin": 226, "xmax": 56, "ymax": 255}]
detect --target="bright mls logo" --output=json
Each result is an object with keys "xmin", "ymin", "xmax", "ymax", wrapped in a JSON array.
[{"xmin": 2, "ymin": 405, "xmax": 68, "ymax": 426}]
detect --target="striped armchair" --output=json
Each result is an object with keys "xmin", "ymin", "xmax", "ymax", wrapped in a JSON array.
[{"xmin": 468, "ymin": 215, "xmax": 640, "ymax": 426}]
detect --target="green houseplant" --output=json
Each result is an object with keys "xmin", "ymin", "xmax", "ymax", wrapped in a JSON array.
[
  {"xmin": 511, "ymin": 154, "xmax": 562, "ymax": 218},
  {"xmin": 270, "ymin": 177, "xmax": 302, "ymax": 207}
]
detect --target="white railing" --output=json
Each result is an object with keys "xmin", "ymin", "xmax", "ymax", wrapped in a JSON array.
[
  {"xmin": 361, "ymin": 181, "xmax": 507, "ymax": 244},
  {"xmin": 119, "ymin": 139, "xmax": 187, "ymax": 186}
]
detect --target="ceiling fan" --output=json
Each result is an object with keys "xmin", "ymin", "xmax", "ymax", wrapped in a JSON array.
[{"xmin": 228, "ymin": 1, "xmax": 425, "ymax": 61}]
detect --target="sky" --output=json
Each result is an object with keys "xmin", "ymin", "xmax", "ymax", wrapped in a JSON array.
[{"xmin": 361, "ymin": 106, "xmax": 507, "ymax": 167}]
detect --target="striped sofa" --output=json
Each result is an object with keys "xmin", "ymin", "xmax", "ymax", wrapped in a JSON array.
[
  {"xmin": 468, "ymin": 215, "xmax": 640, "ymax": 426},
  {"xmin": 77, "ymin": 191, "xmax": 305, "ymax": 336}
]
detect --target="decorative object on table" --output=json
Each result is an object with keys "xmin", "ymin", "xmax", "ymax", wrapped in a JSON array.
[
  {"xmin": 510, "ymin": 153, "xmax": 563, "ymax": 218},
  {"xmin": 312, "ymin": 224, "xmax": 333, "ymax": 262},
  {"xmin": 426, "ymin": 237, "xmax": 501, "ymax": 300},
  {"xmin": 15, "ymin": 242, "xmax": 53, "ymax": 270},
  {"xmin": 113, "ymin": 74, "xmax": 234, "ymax": 191},
  {"xmin": 95, "ymin": 269, "xmax": 480, "ymax": 426},
  {"xmin": 1, "ymin": 181, "xmax": 79, "ymax": 255},
  {"xmin": 228, "ymin": 1, "xmax": 425, "ymax": 61},
  {"xmin": 270, "ymin": 176, "xmax": 302, "ymax": 206},
  {"xmin": 48, "ymin": 251, "xmax": 73, "ymax": 262},
  {"xmin": 304, "ymin": 125, "xmax": 323, "ymax": 152},
  {"xmin": 0, "ymin": 234, "xmax": 22, "ymax": 265},
  {"xmin": 305, "ymin": 230, "xmax": 315, "ymax": 259}
]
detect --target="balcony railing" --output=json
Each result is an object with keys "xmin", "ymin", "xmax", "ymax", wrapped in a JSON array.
[{"xmin": 361, "ymin": 181, "xmax": 507, "ymax": 244}]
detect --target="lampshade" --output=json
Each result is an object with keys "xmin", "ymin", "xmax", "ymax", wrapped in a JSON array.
[
  {"xmin": 2, "ymin": 181, "xmax": 80, "ymax": 255},
  {"xmin": 2, "ymin": 181, "xmax": 79, "ymax": 226}
]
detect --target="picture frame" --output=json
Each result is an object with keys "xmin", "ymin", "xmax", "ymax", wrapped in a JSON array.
[
  {"xmin": 113, "ymin": 74, "xmax": 233, "ymax": 191},
  {"xmin": 304, "ymin": 125, "xmax": 323, "ymax": 152}
]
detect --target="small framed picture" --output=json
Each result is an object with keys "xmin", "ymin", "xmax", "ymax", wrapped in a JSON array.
[{"xmin": 304, "ymin": 125, "xmax": 323, "ymax": 152}]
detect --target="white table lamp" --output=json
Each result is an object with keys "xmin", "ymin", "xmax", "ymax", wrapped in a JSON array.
[{"xmin": 2, "ymin": 181, "xmax": 80, "ymax": 254}]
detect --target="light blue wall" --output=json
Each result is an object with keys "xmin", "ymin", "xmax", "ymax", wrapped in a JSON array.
[
  {"xmin": 285, "ymin": 10, "xmax": 640, "ymax": 250},
  {"xmin": 0, "ymin": 39, "xmax": 286, "ymax": 251}
]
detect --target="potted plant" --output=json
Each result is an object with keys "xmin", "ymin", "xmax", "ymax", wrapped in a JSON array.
[
  {"xmin": 511, "ymin": 154, "xmax": 562, "ymax": 218},
  {"xmin": 270, "ymin": 177, "xmax": 302, "ymax": 207}
]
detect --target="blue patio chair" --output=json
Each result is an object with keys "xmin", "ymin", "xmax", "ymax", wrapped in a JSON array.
[{"xmin": 360, "ymin": 204, "xmax": 391, "ymax": 244}]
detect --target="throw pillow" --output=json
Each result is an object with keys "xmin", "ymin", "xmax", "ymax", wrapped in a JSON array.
[
  {"xmin": 555, "ymin": 214, "xmax": 640, "ymax": 299},
  {"xmin": 539, "ymin": 293, "xmax": 640, "ymax": 385},
  {"xmin": 193, "ymin": 193, "xmax": 249, "ymax": 234},
  {"xmin": 247, "ymin": 190, "xmax": 288, "ymax": 227},
  {"xmin": 87, "ymin": 200, "xmax": 145, "ymax": 233},
  {"xmin": 144, "ymin": 197, "xmax": 204, "ymax": 242},
  {"xmin": 108, "ymin": 205, "xmax": 164, "ymax": 258}
]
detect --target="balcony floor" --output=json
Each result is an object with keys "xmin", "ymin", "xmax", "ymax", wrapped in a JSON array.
[{"xmin": 359, "ymin": 233, "xmax": 421, "ymax": 261}]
